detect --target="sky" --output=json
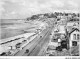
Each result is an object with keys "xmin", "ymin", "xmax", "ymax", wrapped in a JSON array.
[{"xmin": 0, "ymin": 0, "xmax": 80, "ymax": 19}]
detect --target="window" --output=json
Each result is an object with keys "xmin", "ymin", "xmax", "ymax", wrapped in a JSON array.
[
  {"xmin": 72, "ymin": 41, "xmax": 77, "ymax": 46},
  {"xmin": 77, "ymin": 34, "xmax": 79, "ymax": 40},
  {"xmin": 73, "ymin": 34, "xmax": 76, "ymax": 40}
]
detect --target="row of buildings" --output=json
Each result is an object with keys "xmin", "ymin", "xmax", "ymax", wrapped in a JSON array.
[
  {"xmin": 56, "ymin": 15, "xmax": 79, "ymax": 55},
  {"xmin": 46, "ymin": 12, "xmax": 80, "ymax": 56}
]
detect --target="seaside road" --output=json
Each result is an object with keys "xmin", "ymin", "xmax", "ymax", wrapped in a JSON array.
[{"xmin": 14, "ymin": 27, "xmax": 53, "ymax": 56}]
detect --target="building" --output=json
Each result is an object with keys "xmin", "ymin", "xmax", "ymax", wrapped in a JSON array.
[
  {"xmin": 69, "ymin": 28, "xmax": 80, "ymax": 48},
  {"xmin": 53, "ymin": 24, "xmax": 68, "ymax": 50},
  {"xmin": 67, "ymin": 22, "xmax": 79, "ymax": 29},
  {"xmin": 57, "ymin": 25, "xmax": 66, "ymax": 35}
]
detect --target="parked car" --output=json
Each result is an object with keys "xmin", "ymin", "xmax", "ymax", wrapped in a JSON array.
[
  {"xmin": 22, "ymin": 40, "xmax": 27, "ymax": 42},
  {"xmin": 50, "ymin": 33, "xmax": 52, "ymax": 35},
  {"xmin": 40, "ymin": 36, "xmax": 42, "ymax": 38},
  {"xmin": 15, "ymin": 43, "xmax": 22, "ymax": 48},
  {"xmin": 25, "ymin": 49, "xmax": 29, "ymax": 53},
  {"xmin": 0, "ymin": 52, "xmax": 7, "ymax": 56}
]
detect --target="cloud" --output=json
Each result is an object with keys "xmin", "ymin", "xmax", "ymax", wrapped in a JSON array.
[
  {"xmin": 51, "ymin": 0, "xmax": 64, "ymax": 8},
  {"xmin": 10, "ymin": 11, "xmax": 16, "ymax": 14},
  {"xmin": 68, "ymin": 0, "xmax": 78, "ymax": 8},
  {"xmin": 0, "ymin": 0, "xmax": 5, "ymax": 18},
  {"xmin": 0, "ymin": 0, "xmax": 80, "ymax": 19}
]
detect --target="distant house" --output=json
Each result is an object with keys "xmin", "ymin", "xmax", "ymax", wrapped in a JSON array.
[
  {"xmin": 53, "ymin": 25, "xmax": 68, "ymax": 49},
  {"xmin": 54, "ymin": 25, "xmax": 67, "ymax": 41},
  {"xmin": 69, "ymin": 28, "xmax": 80, "ymax": 47},
  {"xmin": 67, "ymin": 22, "xmax": 79, "ymax": 29},
  {"xmin": 57, "ymin": 25, "xmax": 66, "ymax": 35}
]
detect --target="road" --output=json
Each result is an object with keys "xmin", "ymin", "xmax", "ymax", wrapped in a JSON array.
[{"xmin": 14, "ymin": 26, "xmax": 53, "ymax": 56}]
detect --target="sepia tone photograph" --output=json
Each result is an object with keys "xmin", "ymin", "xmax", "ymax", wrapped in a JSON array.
[{"xmin": 0, "ymin": 0, "xmax": 80, "ymax": 56}]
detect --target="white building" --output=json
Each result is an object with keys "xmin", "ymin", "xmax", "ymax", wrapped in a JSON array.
[
  {"xmin": 58, "ymin": 25, "xmax": 66, "ymax": 34},
  {"xmin": 69, "ymin": 28, "xmax": 80, "ymax": 47},
  {"xmin": 67, "ymin": 22, "xmax": 79, "ymax": 29}
]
